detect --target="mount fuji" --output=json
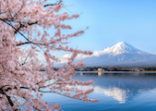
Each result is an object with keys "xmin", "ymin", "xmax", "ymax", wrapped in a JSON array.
[{"xmin": 80, "ymin": 42, "xmax": 156, "ymax": 67}]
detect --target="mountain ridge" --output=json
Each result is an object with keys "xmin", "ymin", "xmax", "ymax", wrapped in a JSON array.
[{"xmin": 80, "ymin": 42, "xmax": 156, "ymax": 67}]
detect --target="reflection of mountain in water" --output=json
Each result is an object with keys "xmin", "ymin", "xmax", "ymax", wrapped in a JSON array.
[
  {"xmin": 77, "ymin": 74, "xmax": 156, "ymax": 104},
  {"xmin": 94, "ymin": 86, "xmax": 127, "ymax": 103}
]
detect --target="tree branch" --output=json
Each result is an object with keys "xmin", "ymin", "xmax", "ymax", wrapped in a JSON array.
[
  {"xmin": 0, "ymin": 88, "xmax": 14, "ymax": 108},
  {"xmin": 44, "ymin": 0, "xmax": 62, "ymax": 7},
  {"xmin": 15, "ymin": 21, "xmax": 38, "ymax": 34}
]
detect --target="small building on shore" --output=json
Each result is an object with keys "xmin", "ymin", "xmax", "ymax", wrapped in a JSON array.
[{"xmin": 97, "ymin": 68, "xmax": 105, "ymax": 76}]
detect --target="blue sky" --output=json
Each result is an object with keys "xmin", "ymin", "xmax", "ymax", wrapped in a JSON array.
[{"xmin": 63, "ymin": 0, "xmax": 156, "ymax": 54}]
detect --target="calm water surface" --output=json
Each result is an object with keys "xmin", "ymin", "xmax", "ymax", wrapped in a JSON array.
[{"xmin": 44, "ymin": 73, "xmax": 156, "ymax": 111}]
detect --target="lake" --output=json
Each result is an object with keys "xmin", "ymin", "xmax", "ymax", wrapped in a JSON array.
[{"xmin": 43, "ymin": 73, "xmax": 156, "ymax": 111}]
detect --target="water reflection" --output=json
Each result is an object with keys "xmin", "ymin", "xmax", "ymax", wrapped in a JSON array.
[
  {"xmin": 44, "ymin": 74, "xmax": 156, "ymax": 111},
  {"xmin": 94, "ymin": 86, "xmax": 127, "ymax": 103}
]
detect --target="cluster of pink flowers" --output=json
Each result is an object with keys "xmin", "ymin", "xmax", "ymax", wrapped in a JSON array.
[{"xmin": 0, "ymin": 0, "xmax": 95, "ymax": 110}]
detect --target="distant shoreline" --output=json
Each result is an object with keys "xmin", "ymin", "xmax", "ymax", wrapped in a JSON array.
[
  {"xmin": 76, "ymin": 71, "xmax": 156, "ymax": 74},
  {"xmin": 76, "ymin": 66, "xmax": 156, "ymax": 75}
]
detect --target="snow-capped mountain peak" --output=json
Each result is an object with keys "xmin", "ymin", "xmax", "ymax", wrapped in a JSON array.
[
  {"xmin": 93, "ymin": 41, "xmax": 141, "ymax": 57},
  {"xmin": 60, "ymin": 41, "xmax": 156, "ymax": 67},
  {"xmin": 80, "ymin": 42, "xmax": 156, "ymax": 67}
]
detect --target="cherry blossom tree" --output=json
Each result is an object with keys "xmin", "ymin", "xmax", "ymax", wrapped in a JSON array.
[{"xmin": 0, "ymin": 0, "xmax": 95, "ymax": 110}]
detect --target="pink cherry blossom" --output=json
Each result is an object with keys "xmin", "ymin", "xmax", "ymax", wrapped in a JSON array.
[{"xmin": 0, "ymin": 0, "xmax": 95, "ymax": 111}]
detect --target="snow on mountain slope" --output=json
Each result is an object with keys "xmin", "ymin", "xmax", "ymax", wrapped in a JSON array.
[
  {"xmin": 80, "ymin": 42, "xmax": 156, "ymax": 67},
  {"xmin": 93, "ymin": 41, "xmax": 143, "ymax": 56}
]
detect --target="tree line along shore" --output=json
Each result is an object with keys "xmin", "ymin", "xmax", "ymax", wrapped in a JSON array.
[{"xmin": 76, "ymin": 66, "xmax": 156, "ymax": 73}]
